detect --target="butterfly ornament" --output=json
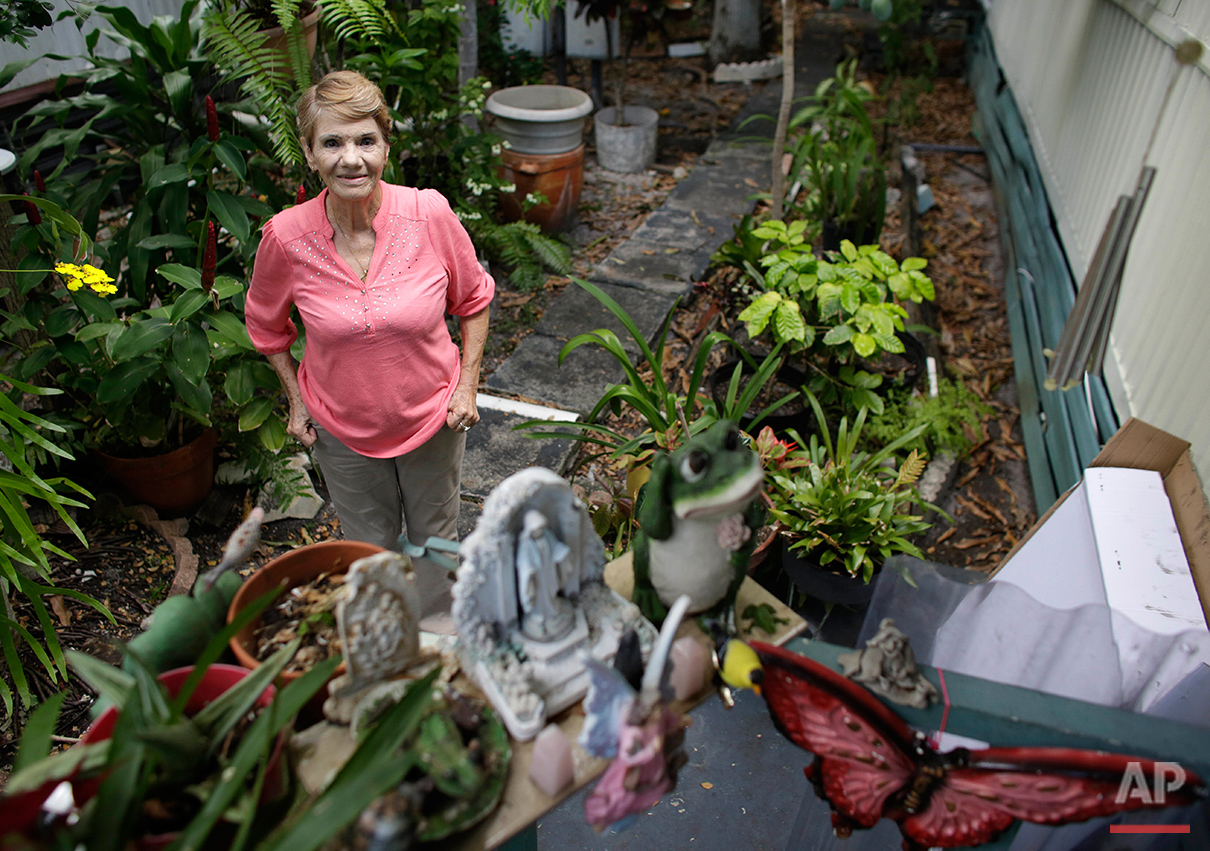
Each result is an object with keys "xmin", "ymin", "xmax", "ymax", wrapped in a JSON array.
[
  {"xmin": 746, "ymin": 640, "xmax": 1206, "ymax": 850},
  {"xmin": 579, "ymin": 594, "xmax": 694, "ymax": 832}
]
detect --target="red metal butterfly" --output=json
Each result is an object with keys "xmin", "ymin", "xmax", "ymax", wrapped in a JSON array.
[{"xmin": 750, "ymin": 640, "xmax": 1207, "ymax": 850}]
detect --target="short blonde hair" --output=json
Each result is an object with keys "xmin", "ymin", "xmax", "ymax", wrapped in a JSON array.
[{"xmin": 296, "ymin": 71, "xmax": 391, "ymax": 149}]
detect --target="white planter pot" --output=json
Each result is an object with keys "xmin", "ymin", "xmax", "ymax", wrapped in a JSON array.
[
  {"xmin": 594, "ymin": 106, "xmax": 659, "ymax": 173},
  {"xmin": 485, "ymin": 85, "xmax": 594, "ymax": 155}
]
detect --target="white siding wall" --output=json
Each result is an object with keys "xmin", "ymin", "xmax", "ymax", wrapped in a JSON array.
[
  {"xmin": 988, "ymin": 0, "xmax": 1210, "ymax": 499},
  {"xmin": 0, "ymin": 0, "xmax": 188, "ymax": 92}
]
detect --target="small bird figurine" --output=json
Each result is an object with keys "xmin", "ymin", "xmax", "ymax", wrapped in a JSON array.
[
  {"xmin": 196, "ymin": 506, "xmax": 265, "ymax": 593},
  {"xmin": 712, "ymin": 635, "xmax": 764, "ymax": 708}
]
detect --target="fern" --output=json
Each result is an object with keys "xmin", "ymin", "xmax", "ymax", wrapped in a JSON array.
[
  {"xmin": 473, "ymin": 220, "xmax": 572, "ymax": 291},
  {"xmin": 895, "ymin": 449, "xmax": 927, "ymax": 488},
  {"xmin": 203, "ymin": 9, "xmax": 306, "ymax": 168},
  {"xmin": 321, "ymin": 0, "xmax": 400, "ymax": 41},
  {"xmin": 271, "ymin": 0, "xmax": 304, "ymax": 29}
]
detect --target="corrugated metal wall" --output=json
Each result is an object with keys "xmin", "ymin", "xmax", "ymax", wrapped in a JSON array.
[
  {"xmin": 0, "ymin": 0, "xmax": 187, "ymax": 92},
  {"xmin": 987, "ymin": 0, "xmax": 1210, "ymax": 504}
]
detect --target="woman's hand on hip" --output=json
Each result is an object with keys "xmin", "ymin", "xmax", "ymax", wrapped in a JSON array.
[
  {"xmin": 287, "ymin": 405, "xmax": 317, "ymax": 448},
  {"xmin": 446, "ymin": 386, "xmax": 479, "ymax": 433}
]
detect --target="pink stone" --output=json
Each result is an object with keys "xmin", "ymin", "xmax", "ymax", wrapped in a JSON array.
[
  {"xmin": 668, "ymin": 636, "xmax": 709, "ymax": 701},
  {"xmin": 528, "ymin": 723, "xmax": 574, "ymax": 797}
]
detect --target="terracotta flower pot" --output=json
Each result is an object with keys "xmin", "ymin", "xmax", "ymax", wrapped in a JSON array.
[
  {"xmin": 93, "ymin": 428, "xmax": 217, "ymax": 517},
  {"xmin": 228, "ymin": 540, "xmax": 385, "ymax": 716},
  {"xmin": 81, "ymin": 664, "xmax": 286, "ymax": 850}
]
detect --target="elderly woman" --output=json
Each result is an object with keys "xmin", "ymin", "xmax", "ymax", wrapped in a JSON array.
[{"xmin": 245, "ymin": 71, "xmax": 493, "ymax": 619}]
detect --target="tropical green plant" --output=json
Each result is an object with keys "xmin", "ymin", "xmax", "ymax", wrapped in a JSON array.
[
  {"xmin": 864, "ymin": 375, "xmax": 993, "ymax": 459},
  {"xmin": 1, "ymin": 594, "xmax": 334, "ymax": 850},
  {"xmin": 2, "ymin": 193, "xmax": 283, "ymax": 456},
  {"xmin": 203, "ymin": 0, "xmax": 324, "ymax": 171},
  {"xmin": 18, "ymin": 0, "xmax": 285, "ymax": 299},
  {"xmin": 0, "ymin": 0, "xmax": 52, "ymax": 46},
  {"xmin": 737, "ymin": 235, "xmax": 934, "ymax": 415},
  {"xmin": 2, "ymin": 593, "xmax": 444, "ymax": 851},
  {"xmin": 518, "ymin": 277, "xmax": 798, "ymax": 464},
  {"xmin": 765, "ymin": 392, "xmax": 941, "ymax": 583},
  {"xmin": 783, "ymin": 58, "xmax": 886, "ymax": 243},
  {"xmin": 0, "ymin": 372, "xmax": 103, "ymax": 716}
]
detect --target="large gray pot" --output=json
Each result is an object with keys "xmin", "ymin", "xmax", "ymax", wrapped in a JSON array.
[
  {"xmin": 594, "ymin": 106, "xmax": 659, "ymax": 173},
  {"xmin": 485, "ymin": 85, "xmax": 594, "ymax": 155}
]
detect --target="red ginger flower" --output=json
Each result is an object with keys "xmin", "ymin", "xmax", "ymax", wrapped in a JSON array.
[
  {"xmin": 201, "ymin": 221, "xmax": 216, "ymax": 292},
  {"xmin": 33, "ymin": 170, "xmax": 45, "ymax": 193},
  {"xmin": 23, "ymin": 193, "xmax": 40, "ymax": 225},
  {"xmin": 205, "ymin": 95, "xmax": 220, "ymax": 142},
  {"xmin": 296, "ymin": 184, "xmax": 306, "ymax": 205}
]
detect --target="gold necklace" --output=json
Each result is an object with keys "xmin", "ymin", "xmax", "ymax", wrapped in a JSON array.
[{"xmin": 331, "ymin": 216, "xmax": 372, "ymax": 281}]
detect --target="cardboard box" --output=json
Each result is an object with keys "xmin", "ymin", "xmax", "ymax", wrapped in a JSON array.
[{"xmin": 992, "ymin": 417, "xmax": 1210, "ymax": 629}]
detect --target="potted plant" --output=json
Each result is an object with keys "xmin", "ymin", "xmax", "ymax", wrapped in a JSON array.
[
  {"xmin": 783, "ymin": 59, "xmax": 886, "ymax": 247},
  {"xmin": 227, "ymin": 540, "xmax": 385, "ymax": 716},
  {"xmin": 4, "ymin": 190, "xmax": 285, "ymax": 515},
  {"xmin": 763, "ymin": 393, "xmax": 941, "ymax": 605},
  {"xmin": 0, "ymin": 621, "xmax": 336, "ymax": 850},
  {"xmin": 573, "ymin": 0, "xmax": 662, "ymax": 172},
  {"xmin": 737, "ymin": 233, "xmax": 934, "ymax": 417}
]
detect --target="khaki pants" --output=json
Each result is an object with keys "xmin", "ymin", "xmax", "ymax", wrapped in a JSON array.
[{"xmin": 312, "ymin": 423, "xmax": 464, "ymax": 617}]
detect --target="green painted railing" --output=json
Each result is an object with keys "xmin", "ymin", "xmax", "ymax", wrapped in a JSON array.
[{"xmin": 968, "ymin": 26, "xmax": 1121, "ymax": 512}]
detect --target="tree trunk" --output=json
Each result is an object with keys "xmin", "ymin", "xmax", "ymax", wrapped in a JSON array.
[
  {"xmin": 458, "ymin": 0, "xmax": 480, "ymax": 130},
  {"xmin": 707, "ymin": 0, "xmax": 762, "ymax": 68},
  {"xmin": 770, "ymin": 0, "xmax": 794, "ymax": 220}
]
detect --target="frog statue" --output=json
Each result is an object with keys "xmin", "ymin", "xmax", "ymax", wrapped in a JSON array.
[{"xmin": 632, "ymin": 420, "xmax": 765, "ymax": 628}]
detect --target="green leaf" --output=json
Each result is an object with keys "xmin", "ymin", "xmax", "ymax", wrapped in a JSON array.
[
  {"xmin": 170, "ymin": 290, "xmax": 210, "ymax": 323},
  {"xmin": 852, "ymin": 332, "xmax": 876, "ymax": 358},
  {"xmin": 206, "ymin": 311, "xmax": 254, "ymax": 349},
  {"xmin": 137, "ymin": 233, "xmax": 197, "ymax": 250},
  {"xmin": 737, "ymin": 292, "xmax": 780, "ymax": 335},
  {"xmin": 171, "ymin": 323, "xmax": 211, "ymax": 385},
  {"xmin": 225, "ymin": 361, "xmax": 257, "ymax": 405},
  {"xmin": 213, "ymin": 139, "xmax": 248, "ymax": 181},
  {"xmin": 239, "ymin": 397, "xmax": 275, "ymax": 432},
  {"xmin": 839, "ymin": 240, "xmax": 857, "ymax": 261},
  {"xmin": 147, "ymin": 162, "xmax": 190, "ymax": 189},
  {"xmin": 96, "ymin": 357, "xmax": 160, "ymax": 405},
  {"xmin": 207, "ymin": 190, "xmax": 251, "ymax": 244},
  {"xmin": 772, "ymin": 300, "xmax": 806, "ymax": 344},
  {"xmin": 823, "ymin": 324, "xmax": 853, "ymax": 345},
  {"xmin": 901, "ymin": 257, "xmax": 927, "ymax": 272},
  {"xmin": 109, "ymin": 317, "xmax": 173, "ymax": 361},
  {"xmin": 257, "ymin": 416, "xmax": 287, "ymax": 451},
  {"xmin": 158, "ymin": 263, "xmax": 204, "ymax": 289}
]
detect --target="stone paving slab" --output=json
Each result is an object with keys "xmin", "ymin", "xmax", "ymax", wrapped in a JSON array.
[
  {"xmin": 589, "ymin": 238, "xmax": 713, "ymax": 293},
  {"xmin": 484, "ymin": 332, "xmax": 629, "ymax": 416},
  {"xmin": 532, "ymin": 279, "xmax": 679, "ymax": 354},
  {"xmin": 661, "ymin": 152, "xmax": 770, "ymax": 219},
  {"xmin": 460, "ymin": 405, "xmax": 577, "ymax": 501}
]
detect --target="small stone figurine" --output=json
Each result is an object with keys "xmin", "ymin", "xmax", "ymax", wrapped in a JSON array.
[
  {"xmin": 838, "ymin": 618, "xmax": 939, "ymax": 709},
  {"xmin": 632, "ymin": 420, "xmax": 765, "ymax": 628},
  {"xmin": 453, "ymin": 468, "xmax": 658, "ymax": 741}
]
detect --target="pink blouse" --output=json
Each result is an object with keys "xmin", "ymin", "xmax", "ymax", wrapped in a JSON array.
[{"xmin": 245, "ymin": 184, "xmax": 495, "ymax": 458}]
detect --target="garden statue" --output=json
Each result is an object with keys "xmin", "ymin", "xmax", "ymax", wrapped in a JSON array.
[
  {"xmin": 292, "ymin": 550, "xmax": 511, "ymax": 846},
  {"xmin": 838, "ymin": 617, "xmax": 939, "ymax": 709},
  {"xmin": 453, "ymin": 467, "xmax": 659, "ymax": 741},
  {"xmin": 516, "ymin": 509, "xmax": 575, "ymax": 641},
  {"xmin": 580, "ymin": 595, "xmax": 694, "ymax": 832},
  {"xmin": 632, "ymin": 420, "xmax": 764, "ymax": 628}
]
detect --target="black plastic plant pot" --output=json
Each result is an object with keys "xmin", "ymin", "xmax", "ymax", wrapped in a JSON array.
[{"xmin": 780, "ymin": 540, "xmax": 877, "ymax": 607}]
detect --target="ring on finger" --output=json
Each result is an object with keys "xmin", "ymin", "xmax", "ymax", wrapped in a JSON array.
[{"xmin": 460, "ymin": 422, "xmax": 472, "ymax": 432}]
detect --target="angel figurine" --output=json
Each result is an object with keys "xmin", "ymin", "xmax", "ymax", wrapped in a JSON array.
[{"xmin": 579, "ymin": 595, "xmax": 693, "ymax": 832}]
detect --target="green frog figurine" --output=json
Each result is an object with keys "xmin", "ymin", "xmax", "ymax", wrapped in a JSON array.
[{"xmin": 632, "ymin": 420, "xmax": 765, "ymax": 628}]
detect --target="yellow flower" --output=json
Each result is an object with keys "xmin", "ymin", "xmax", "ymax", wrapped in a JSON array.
[{"xmin": 54, "ymin": 261, "xmax": 116, "ymax": 296}]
